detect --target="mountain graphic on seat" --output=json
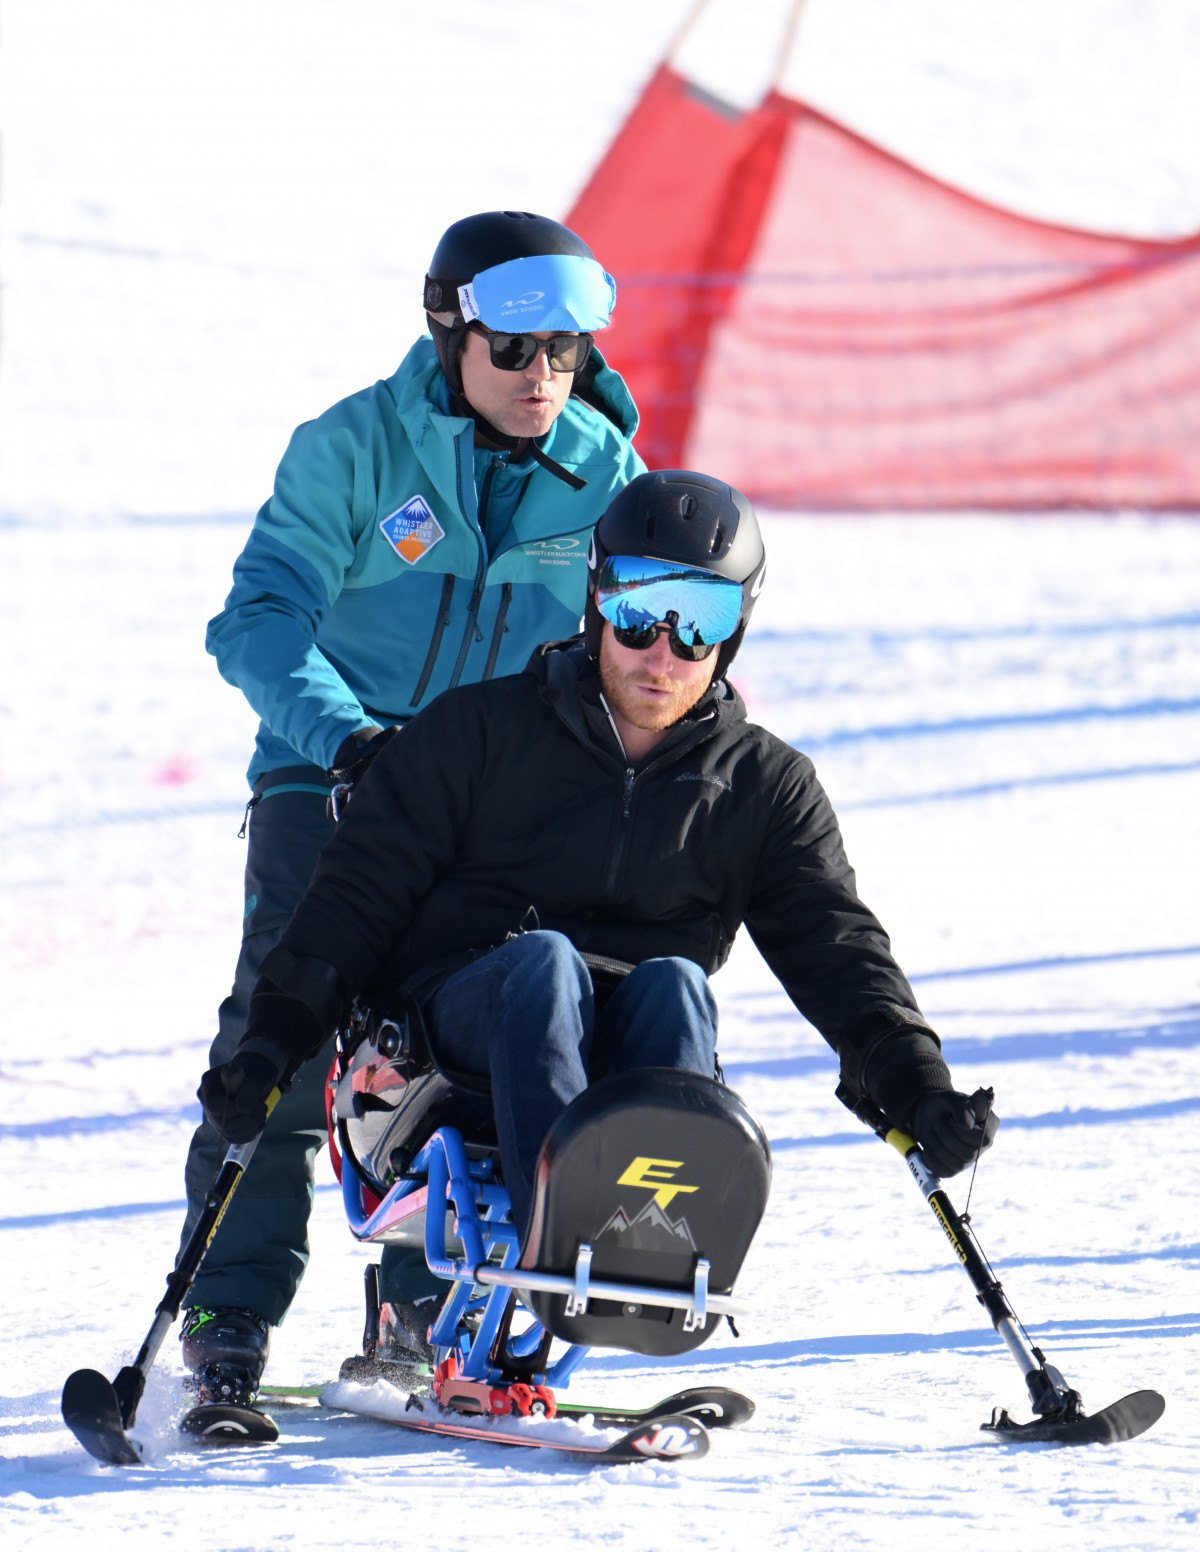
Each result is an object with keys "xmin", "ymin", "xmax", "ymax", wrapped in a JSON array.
[{"xmin": 595, "ymin": 1200, "xmax": 698, "ymax": 1253}]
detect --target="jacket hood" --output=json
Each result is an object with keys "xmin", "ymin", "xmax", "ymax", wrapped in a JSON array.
[{"xmin": 569, "ymin": 347, "xmax": 640, "ymax": 440}]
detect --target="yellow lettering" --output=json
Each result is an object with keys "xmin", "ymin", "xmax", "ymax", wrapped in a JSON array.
[
  {"xmin": 931, "ymin": 1200, "xmax": 969, "ymax": 1265},
  {"xmin": 617, "ymin": 1156, "xmax": 699, "ymax": 1211}
]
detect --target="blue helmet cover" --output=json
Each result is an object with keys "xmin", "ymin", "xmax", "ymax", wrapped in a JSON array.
[{"xmin": 458, "ymin": 253, "xmax": 616, "ymax": 333}]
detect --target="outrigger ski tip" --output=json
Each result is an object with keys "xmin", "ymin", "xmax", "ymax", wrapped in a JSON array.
[
  {"xmin": 62, "ymin": 1369, "xmax": 144, "ymax": 1466},
  {"xmin": 983, "ymin": 1389, "xmax": 1165, "ymax": 1447}
]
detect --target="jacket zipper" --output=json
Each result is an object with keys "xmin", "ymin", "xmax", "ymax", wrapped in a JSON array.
[
  {"xmin": 441, "ymin": 442, "xmax": 583, "ymax": 694},
  {"xmin": 409, "ymin": 573, "xmax": 456, "ymax": 706},
  {"xmin": 481, "ymin": 582, "xmax": 513, "ymax": 681},
  {"xmin": 601, "ymin": 757, "xmax": 668, "ymax": 900},
  {"xmin": 447, "ymin": 456, "xmax": 495, "ymax": 690},
  {"xmin": 598, "ymin": 697, "xmax": 718, "ymax": 900}
]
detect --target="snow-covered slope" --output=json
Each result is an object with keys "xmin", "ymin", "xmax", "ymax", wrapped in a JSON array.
[{"xmin": 2, "ymin": 3, "xmax": 1198, "ymax": 1548}]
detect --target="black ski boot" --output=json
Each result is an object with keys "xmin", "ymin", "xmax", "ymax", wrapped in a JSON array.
[
  {"xmin": 378, "ymin": 1295, "xmax": 438, "ymax": 1367},
  {"xmin": 181, "ymin": 1306, "xmax": 271, "ymax": 1406},
  {"xmin": 338, "ymin": 1265, "xmax": 436, "ymax": 1386}
]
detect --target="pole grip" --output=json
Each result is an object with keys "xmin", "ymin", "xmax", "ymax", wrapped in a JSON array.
[{"xmin": 885, "ymin": 1127, "xmax": 918, "ymax": 1157}]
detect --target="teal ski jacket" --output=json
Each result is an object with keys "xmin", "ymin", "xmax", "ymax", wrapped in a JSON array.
[{"xmin": 206, "ymin": 338, "xmax": 644, "ymax": 783}]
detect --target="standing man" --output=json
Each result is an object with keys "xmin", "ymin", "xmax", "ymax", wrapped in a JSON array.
[{"xmin": 180, "ymin": 212, "xmax": 644, "ymax": 1404}]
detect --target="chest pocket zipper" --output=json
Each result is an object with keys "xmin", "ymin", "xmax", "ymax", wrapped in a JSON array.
[
  {"xmin": 481, "ymin": 583, "xmax": 513, "ymax": 681},
  {"xmin": 410, "ymin": 574, "xmax": 456, "ymax": 706}
]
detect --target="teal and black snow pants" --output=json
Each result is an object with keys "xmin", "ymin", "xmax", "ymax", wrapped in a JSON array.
[{"xmin": 178, "ymin": 768, "xmax": 439, "ymax": 1326}]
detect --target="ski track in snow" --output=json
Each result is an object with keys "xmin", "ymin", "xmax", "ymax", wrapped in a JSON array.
[{"xmin": 3, "ymin": 2, "xmax": 1200, "ymax": 1548}]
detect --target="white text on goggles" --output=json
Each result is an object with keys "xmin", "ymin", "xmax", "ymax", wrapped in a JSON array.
[{"xmin": 594, "ymin": 555, "xmax": 743, "ymax": 647}]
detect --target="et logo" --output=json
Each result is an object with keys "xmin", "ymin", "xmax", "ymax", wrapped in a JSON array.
[{"xmin": 616, "ymin": 1157, "xmax": 698, "ymax": 1211}]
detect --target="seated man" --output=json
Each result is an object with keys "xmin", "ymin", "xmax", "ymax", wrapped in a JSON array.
[{"xmin": 200, "ymin": 469, "xmax": 998, "ymax": 1343}]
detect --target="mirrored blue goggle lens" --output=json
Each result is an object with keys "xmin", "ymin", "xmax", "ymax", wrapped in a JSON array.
[{"xmin": 594, "ymin": 555, "xmax": 743, "ymax": 645}]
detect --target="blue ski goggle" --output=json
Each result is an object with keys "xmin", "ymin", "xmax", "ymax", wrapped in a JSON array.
[
  {"xmin": 458, "ymin": 253, "xmax": 616, "ymax": 334},
  {"xmin": 594, "ymin": 555, "xmax": 743, "ymax": 659}
]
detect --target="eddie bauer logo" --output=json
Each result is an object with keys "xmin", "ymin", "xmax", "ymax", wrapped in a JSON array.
[{"xmin": 616, "ymin": 1156, "xmax": 698, "ymax": 1210}]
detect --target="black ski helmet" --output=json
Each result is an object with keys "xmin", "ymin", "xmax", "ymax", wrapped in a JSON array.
[
  {"xmin": 424, "ymin": 210, "xmax": 599, "ymax": 396},
  {"xmin": 585, "ymin": 470, "xmax": 766, "ymax": 678}
]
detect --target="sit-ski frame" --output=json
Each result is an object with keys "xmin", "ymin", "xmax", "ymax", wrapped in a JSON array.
[{"xmin": 339, "ymin": 1124, "xmax": 751, "ymax": 1391}]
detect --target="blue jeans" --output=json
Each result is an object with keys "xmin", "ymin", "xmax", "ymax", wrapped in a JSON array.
[{"xmin": 422, "ymin": 930, "xmax": 719, "ymax": 1234}]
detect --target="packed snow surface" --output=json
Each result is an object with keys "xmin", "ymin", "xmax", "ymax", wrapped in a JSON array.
[{"xmin": 2, "ymin": 3, "xmax": 1198, "ymax": 1549}]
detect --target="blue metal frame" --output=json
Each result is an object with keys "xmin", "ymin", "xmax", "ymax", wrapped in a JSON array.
[{"xmin": 339, "ymin": 1123, "xmax": 589, "ymax": 1389}]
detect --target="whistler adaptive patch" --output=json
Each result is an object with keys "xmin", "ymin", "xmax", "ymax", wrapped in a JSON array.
[{"xmin": 379, "ymin": 495, "xmax": 446, "ymax": 564}]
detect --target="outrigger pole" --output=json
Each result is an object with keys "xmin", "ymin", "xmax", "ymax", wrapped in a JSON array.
[{"xmin": 838, "ymin": 1084, "xmax": 1165, "ymax": 1445}]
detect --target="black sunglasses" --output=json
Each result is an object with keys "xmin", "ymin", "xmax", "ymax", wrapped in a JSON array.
[
  {"xmin": 612, "ymin": 622, "xmax": 717, "ymax": 662},
  {"xmin": 468, "ymin": 322, "xmax": 593, "ymax": 374}
]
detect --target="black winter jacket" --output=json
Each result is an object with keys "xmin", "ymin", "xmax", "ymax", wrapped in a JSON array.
[{"xmin": 277, "ymin": 640, "xmax": 951, "ymax": 1126}]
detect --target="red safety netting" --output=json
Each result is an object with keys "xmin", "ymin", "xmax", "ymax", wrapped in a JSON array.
[{"xmin": 567, "ymin": 64, "xmax": 1200, "ymax": 509}]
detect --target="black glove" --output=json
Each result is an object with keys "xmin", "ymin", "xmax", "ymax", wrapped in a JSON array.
[
  {"xmin": 198, "ymin": 984, "xmax": 324, "ymax": 1144},
  {"xmin": 328, "ymin": 724, "xmax": 401, "ymax": 785},
  {"xmin": 327, "ymin": 725, "xmax": 402, "ymax": 820},
  {"xmin": 198, "ymin": 1037, "xmax": 294, "ymax": 1145},
  {"xmin": 911, "ymin": 1088, "xmax": 999, "ymax": 1177}
]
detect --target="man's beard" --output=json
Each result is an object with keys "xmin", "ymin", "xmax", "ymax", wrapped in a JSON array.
[{"xmin": 598, "ymin": 638, "xmax": 715, "ymax": 732}]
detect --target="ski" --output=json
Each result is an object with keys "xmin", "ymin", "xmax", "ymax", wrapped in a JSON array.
[
  {"xmin": 552, "ymin": 1385, "xmax": 753, "ymax": 1431},
  {"xmin": 983, "ymin": 1390, "xmax": 1165, "ymax": 1446},
  {"xmin": 179, "ymin": 1402, "xmax": 280, "ymax": 1445},
  {"xmin": 322, "ymin": 1380, "xmax": 709, "ymax": 1460},
  {"xmin": 260, "ymin": 1377, "xmax": 752, "ymax": 1433},
  {"xmin": 259, "ymin": 1383, "xmax": 324, "ymax": 1404}
]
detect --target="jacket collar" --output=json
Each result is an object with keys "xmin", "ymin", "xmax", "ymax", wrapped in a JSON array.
[
  {"xmin": 532, "ymin": 638, "xmax": 743, "ymax": 767},
  {"xmin": 385, "ymin": 338, "xmax": 485, "ymax": 520},
  {"xmin": 383, "ymin": 338, "xmax": 640, "ymax": 520}
]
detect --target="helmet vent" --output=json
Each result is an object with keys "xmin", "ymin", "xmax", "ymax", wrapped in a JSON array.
[
  {"xmin": 645, "ymin": 513, "xmax": 657, "ymax": 539},
  {"xmin": 711, "ymin": 525, "xmax": 726, "ymax": 554},
  {"xmin": 679, "ymin": 494, "xmax": 697, "ymax": 519}
]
